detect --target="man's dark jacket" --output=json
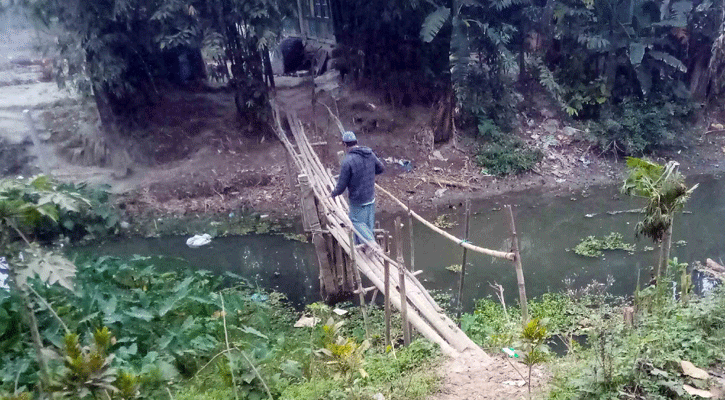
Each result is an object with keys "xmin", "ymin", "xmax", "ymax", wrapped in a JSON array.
[{"xmin": 331, "ymin": 147, "xmax": 384, "ymax": 206}]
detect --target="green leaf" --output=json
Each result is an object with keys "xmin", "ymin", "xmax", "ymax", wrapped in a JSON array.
[
  {"xmin": 629, "ymin": 42, "xmax": 645, "ymax": 65},
  {"xmin": 0, "ymin": 307, "xmax": 10, "ymax": 336},
  {"xmin": 36, "ymin": 203, "xmax": 59, "ymax": 222},
  {"xmin": 61, "ymin": 219, "xmax": 75, "ymax": 230},
  {"xmin": 125, "ymin": 307, "xmax": 155, "ymax": 322},
  {"xmin": 280, "ymin": 360, "xmax": 303, "ymax": 378},
  {"xmin": 648, "ymin": 51, "xmax": 687, "ymax": 73},
  {"xmin": 77, "ymin": 312, "xmax": 100, "ymax": 325},
  {"xmin": 241, "ymin": 326, "xmax": 269, "ymax": 340},
  {"xmin": 635, "ymin": 66, "xmax": 652, "ymax": 96},
  {"xmin": 420, "ymin": 6, "xmax": 451, "ymax": 42},
  {"xmin": 101, "ymin": 296, "xmax": 117, "ymax": 316},
  {"xmin": 16, "ymin": 246, "xmax": 76, "ymax": 291},
  {"xmin": 30, "ymin": 175, "xmax": 53, "ymax": 190}
]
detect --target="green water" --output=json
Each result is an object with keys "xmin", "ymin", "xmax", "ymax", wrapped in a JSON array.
[
  {"xmin": 389, "ymin": 173, "xmax": 725, "ymax": 310},
  {"xmin": 79, "ymin": 174, "xmax": 724, "ymax": 312},
  {"xmin": 74, "ymin": 235, "xmax": 319, "ymax": 307}
]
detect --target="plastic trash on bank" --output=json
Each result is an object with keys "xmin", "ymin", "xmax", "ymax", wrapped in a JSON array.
[
  {"xmin": 186, "ymin": 234, "xmax": 212, "ymax": 248},
  {"xmin": 502, "ymin": 347, "xmax": 519, "ymax": 358}
]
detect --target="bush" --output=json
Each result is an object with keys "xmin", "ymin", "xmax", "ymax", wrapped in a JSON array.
[
  {"xmin": 587, "ymin": 99, "xmax": 694, "ymax": 156},
  {"xmin": 549, "ymin": 287, "xmax": 725, "ymax": 400},
  {"xmin": 476, "ymin": 138, "xmax": 543, "ymax": 176}
]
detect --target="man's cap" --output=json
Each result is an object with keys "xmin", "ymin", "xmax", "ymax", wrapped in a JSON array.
[{"xmin": 342, "ymin": 131, "xmax": 357, "ymax": 143}]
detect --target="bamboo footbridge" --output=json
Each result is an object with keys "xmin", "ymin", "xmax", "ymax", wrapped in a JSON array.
[{"xmin": 272, "ymin": 106, "xmax": 521, "ymax": 358}]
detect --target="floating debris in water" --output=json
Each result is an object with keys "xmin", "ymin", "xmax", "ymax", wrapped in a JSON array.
[
  {"xmin": 446, "ymin": 264, "xmax": 462, "ymax": 273},
  {"xmin": 251, "ymin": 293, "xmax": 269, "ymax": 303}
]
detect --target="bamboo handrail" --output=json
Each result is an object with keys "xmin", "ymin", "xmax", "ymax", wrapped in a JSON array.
[
  {"xmin": 272, "ymin": 105, "xmax": 490, "ymax": 358},
  {"xmin": 375, "ymin": 184, "xmax": 515, "ymax": 261}
]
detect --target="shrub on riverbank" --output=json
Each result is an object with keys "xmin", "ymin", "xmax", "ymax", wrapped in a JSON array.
[
  {"xmin": 0, "ymin": 255, "xmax": 441, "ymax": 399},
  {"xmin": 460, "ymin": 279, "xmax": 725, "ymax": 399}
]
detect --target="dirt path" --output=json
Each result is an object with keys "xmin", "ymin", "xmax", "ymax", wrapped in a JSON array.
[{"xmin": 432, "ymin": 350, "xmax": 548, "ymax": 400}]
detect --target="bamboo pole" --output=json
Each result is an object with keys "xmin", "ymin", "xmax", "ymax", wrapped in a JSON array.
[
  {"xmin": 384, "ymin": 232, "xmax": 391, "ymax": 348},
  {"xmin": 323, "ymin": 192, "xmax": 476, "ymax": 353},
  {"xmin": 406, "ymin": 199, "xmax": 415, "ymax": 337},
  {"xmin": 376, "ymin": 184, "xmax": 514, "ymax": 260},
  {"xmin": 273, "ymin": 108, "xmax": 485, "ymax": 356},
  {"xmin": 332, "ymin": 221, "xmax": 457, "ymax": 355},
  {"xmin": 407, "ymin": 198, "xmax": 415, "ymax": 273},
  {"xmin": 284, "ymin": 150, "xmax": 295, "ymax": 191},
  {"xmin": 394, "ymin": 217, "xmax": 411, "ymax": 346},
  {"xmin": 456, "ymin": 199, "xmax": 471, "ymax": 322},
  {"xmin": 506, "ymin": 205, "xmax": 528, "ymax": 326},
  {"xmin": 296, "ymin": 141, "xmax": 458, "ymax": 340},
  {"xmin": 350, "ymin": 230, "xmax": 370, "ymax": 339}
]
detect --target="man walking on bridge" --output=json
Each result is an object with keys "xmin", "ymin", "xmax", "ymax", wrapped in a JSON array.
[{"xmin": 331, "ymin": 131, "xmax": 384, "ymax": 246}]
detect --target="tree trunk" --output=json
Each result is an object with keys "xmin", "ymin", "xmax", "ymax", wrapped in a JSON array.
[
  {"xmin": 660, "ymin": 221, "xmax": 674, "ymax": 279},
  {"xmin": 431, "ymin": 88, "xmax": 454, "ymax": 143},
  {"xmin": 604, "ymin": 14, "xmax": 618, "ymax": 94},
  {"xmin": 690, "ymin": 56, "xmax": 709, "ymax": 100},
  {"xmin": 263, "ymin": 49, "xmax": 276, "ymax": 91},
  {"xmin": 519, "ymin": 18, "xmax": 528, "ymax": 82}
]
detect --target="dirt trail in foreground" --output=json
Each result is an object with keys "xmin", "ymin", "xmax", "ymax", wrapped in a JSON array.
[{"xmin": 432, "ymin": 350, "xmax": 548, "ymax": 400}]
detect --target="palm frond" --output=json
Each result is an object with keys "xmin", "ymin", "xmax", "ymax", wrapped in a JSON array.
[
  {"xmin": 577, "ymin": 34, "xmax": 610, "ymax": 51},
  {"xmin": 420, "ymin": 6, "xmax": 451, "ymax": 43},
  {"xmin": 648, "ymin": 51, "xmax": 687, "ymax": 73}
]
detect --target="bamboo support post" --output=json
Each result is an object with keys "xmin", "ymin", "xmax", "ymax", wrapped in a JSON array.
[
  {"xmin": 285, "ymin": 149, "xmax": 295, "ymax": 191},
  {"xmin": 456, "ymin": 199, "xmax": 471, "ymax": 322},
  {"xmin": 506, "ymin": 205, "xmax": 528, "ymax": 326},
  {"xmin": 395, "ymin": 217, "xmax": 411, "ymax": 346},
  {"xmin": 406, "ymin": 199, "xmax": 415, "ymax": 336},
  {"xmin": 407, "ymin": 198, "xmax": 415, "ymax": 273},
  {"xmin": 384, "ymin": 234, "xmax": 391, "ymax": 348},
  {"xmin": 350, "ymin": 230, "xmax": 370, "ymax": 339}
]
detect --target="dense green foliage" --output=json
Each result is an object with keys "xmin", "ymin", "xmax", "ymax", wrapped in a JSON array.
[
  {"xmin": 548, "ymin": 287, "xmax": 725, "ymax": 399},
  {"xmin": 476, "ymin": 137, "xmax": 544, "ymax": 176},
  {"xmin": 586, "ymin": 99, "xmax": 695, "ymax": 155},
  {"xmin": 0, "ymin": 254, "xmax": 441, "ymax": 399},
  {"xmin": 461, "ymin": 292, "xmax": 575, "ymax": 352},
  {"xmin": 8, "ymin": 0, "xmax": 723, "ymax": 173},
  {"xmin": 21, "ymin": 0, "xmax": 291, "ymax": 130},
  {"xmin": 461, "ymin": 275, "xmax": 725, "ymax": 400},
  {"xmin": 0, "ymin": 176, "xmax": 122, "ymax": 246}
]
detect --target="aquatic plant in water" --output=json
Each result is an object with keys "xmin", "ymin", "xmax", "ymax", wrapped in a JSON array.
[{"xmin": 574, "ymin": 232, "xmax": 635, "ymax": 258}]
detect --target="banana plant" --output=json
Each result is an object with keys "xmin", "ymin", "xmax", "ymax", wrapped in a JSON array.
[
  {"xmin": 422, "ymin": 0, "xmax": 524, "ymax": 84},
  {"xmin": 621, "ymin": 158, "xmax": 698, "ymax": 284},
  {"xmin": 554, "ymin": 0, "xmax": 691, "ymax": 98}
]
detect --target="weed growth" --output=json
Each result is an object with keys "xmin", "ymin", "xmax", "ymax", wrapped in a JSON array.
[
  {"xmin": 573, "ymin": 232, "xmax": 636, "ymax": 258},
  {"xmin": 475, "ymin": 120, "xmax": 543, "ymax": 176},
  {"xmin": 587, "ymin": 99, "xmax": 694, "ymax": 156}
]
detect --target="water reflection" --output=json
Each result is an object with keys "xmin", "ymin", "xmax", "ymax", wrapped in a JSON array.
[{"xmin": 73, "ymin": 235, "xmax": 319, "ymax": 308}]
